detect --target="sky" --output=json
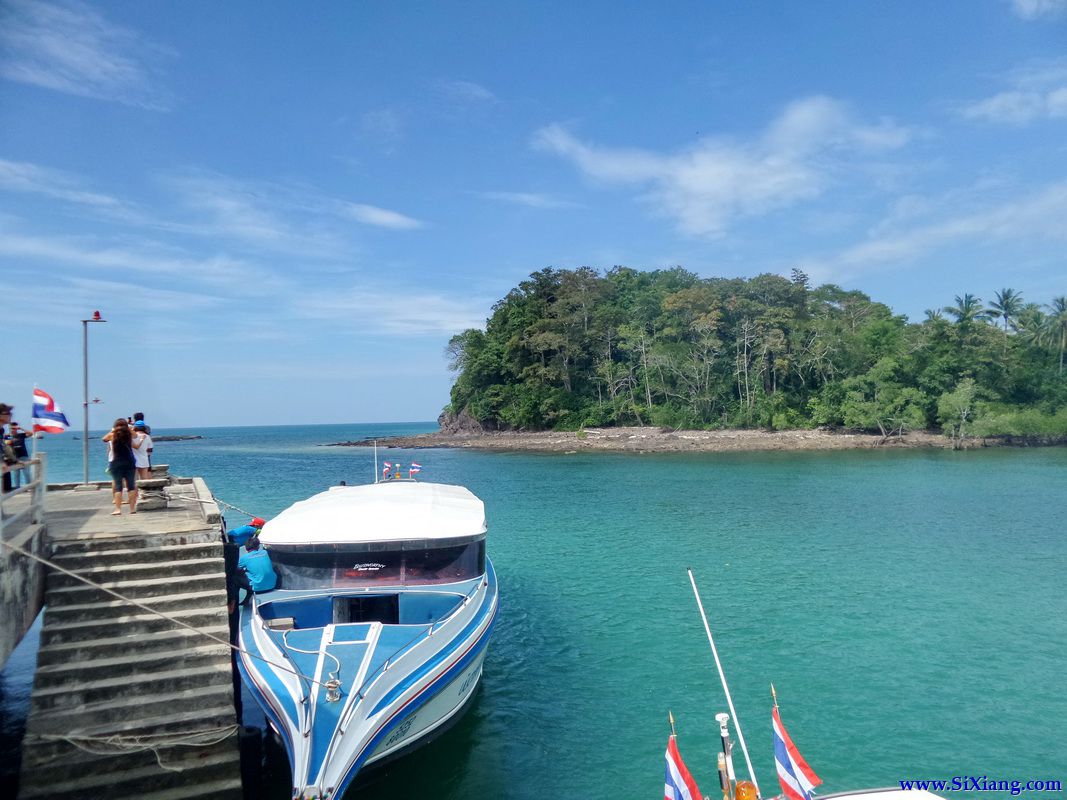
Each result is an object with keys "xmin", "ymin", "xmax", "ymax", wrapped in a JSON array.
[{"xmin": 1, "ymin": 0, "xmax": 1065, "ymax": 427}]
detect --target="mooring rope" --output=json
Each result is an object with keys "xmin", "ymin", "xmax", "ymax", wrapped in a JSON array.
[
  {"xmin": 164, "ymin": 492, "xmax": 256, "ymax": 519},
  {"xmin": 29, "ymin": 724, "xmax": 241, "ymax": 772},
  {"xmin": 0, "ymin": 538, "xmax": 326, "ymax": 689}
]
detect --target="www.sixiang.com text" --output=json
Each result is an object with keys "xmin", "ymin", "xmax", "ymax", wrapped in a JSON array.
[{"xmin": 899, "ymin": 777, "xmax": 1062, "ymax": 796}]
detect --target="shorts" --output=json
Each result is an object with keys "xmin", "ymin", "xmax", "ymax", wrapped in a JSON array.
[{"xmin": 110, "ymin": 464, "xmax": 136, "ymax": 491}]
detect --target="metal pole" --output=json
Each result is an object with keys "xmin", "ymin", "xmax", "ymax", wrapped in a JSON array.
[
  {"xmin": 687, "ymin": 568, "xmax": 762, "ymax": 798},
  {"xmin": 82, "ymin": 319, "xmax": 89, "ymax": 485}
]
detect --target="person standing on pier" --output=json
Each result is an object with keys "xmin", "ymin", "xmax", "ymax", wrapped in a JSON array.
[
  {"xmin": 132, "ymin": 420, "xmax": 153, "ymax": 480},
  {"xmin": 7, "ymin": 422, "xmax": 30, "ymax": 488},
  {"xmin": 102, "ymin": 418, "xmax": 141, "ymax": 515},
  {"xmin": 1, "ymin": 403, "xmax": 15, "ymax": 494}
]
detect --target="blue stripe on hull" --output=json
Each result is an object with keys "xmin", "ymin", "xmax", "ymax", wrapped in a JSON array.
[
  {"xmin": 334, "ymin": 605, "xmax": 497, "ymax": 798},
  {"xmin": 238, "ymin": 557, "xmax": 498, "ymax": 796}
]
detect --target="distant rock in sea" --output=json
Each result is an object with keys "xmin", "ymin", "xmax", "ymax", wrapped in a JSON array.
[{"xmin": 153, "ymin": 435, "xmax": 204, "ymax": 442}]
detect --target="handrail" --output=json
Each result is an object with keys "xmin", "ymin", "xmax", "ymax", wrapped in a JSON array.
[
  {"xmin": 0, "ymin": 454, "xmax": 48, "ymax": 541},
  {"xmin": 349, "ymin": 573, "xmax": 490, "ymax": 707}
]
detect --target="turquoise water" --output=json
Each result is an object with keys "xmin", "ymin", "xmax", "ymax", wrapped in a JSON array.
[{"xmin": 2, "ymin": 424, "xmax": 1065, "ymax": 798}]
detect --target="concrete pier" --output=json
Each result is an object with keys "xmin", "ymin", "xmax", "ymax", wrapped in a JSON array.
[{"xmin": 11, "ymin": 472, "xmax": 243, "ymax": 800}]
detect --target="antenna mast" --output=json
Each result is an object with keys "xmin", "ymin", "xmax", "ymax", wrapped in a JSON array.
[{"xmin": 687, "ymin": 568, "xmax": 762, "ymax": 798}]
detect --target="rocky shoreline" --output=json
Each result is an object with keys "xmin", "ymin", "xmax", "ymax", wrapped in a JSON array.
[
  {"xmin": 321, "ymin": 427, "xmax": 1067, "ymax": 453},
  {"xmin": 327, "ymin": 427, "xmax": 946, "ymax": 453}
]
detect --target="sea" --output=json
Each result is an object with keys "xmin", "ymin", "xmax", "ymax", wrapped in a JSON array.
[{"xmin": 2, "ymin": 422, "xmax": 1065, "ymax": 799}]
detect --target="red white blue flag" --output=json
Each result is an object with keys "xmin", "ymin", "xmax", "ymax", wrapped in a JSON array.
[
  {"xmin": 773, "ymin": 707, "xmax": 821, "ymax": 800},
  {"xmin": 382, "ymin": 462, "xmax": 392, "ymax": 476},
  {"xmin": 664, "ymin": 735, "xmax": 702, "ymax": 800},
  {"xmin": 409, "ymin": 462, "xmax": 422, "ymax": 474},
  {"xmin": 31, "ymin": 388, "xmax": 70, "ymax": 434}
]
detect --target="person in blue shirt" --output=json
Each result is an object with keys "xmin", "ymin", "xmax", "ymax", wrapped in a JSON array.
[
  {"xmin": 236, "ymin": 537, "xmax": 277, "ymax": 603},
  {"xmin": 228, "ymin": 517, "xmax": 266, "ymax": 546}
]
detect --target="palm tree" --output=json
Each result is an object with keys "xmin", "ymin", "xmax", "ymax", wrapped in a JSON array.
[
  {"xmin": 987, "ymin": 288, "xmax": 1024, "ymax": 331},
  {"xmin": 924, "ymin": 308, "xmax": 944, "ymax": 322},
  {"xmin": 1015, "ymin": 303, "xmax": 1048, "ymax": 347},
  {"xmin": 1048, "ymin": 296, "xmax": 1067, "ymax": 375},
  {"xmin": 943, "ymin": 294, "xmax": 989, "ymax": 326}
]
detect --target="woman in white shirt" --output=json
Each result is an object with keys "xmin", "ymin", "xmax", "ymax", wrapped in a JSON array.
[{"xmin": 132, "ymin": 421, "xmax": 153, "ymax": 479}]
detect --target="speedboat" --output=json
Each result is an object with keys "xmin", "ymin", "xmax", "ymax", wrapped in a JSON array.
[{"xmin": 236, "ymin": 480, "xmax": 498, "ymax": 800}]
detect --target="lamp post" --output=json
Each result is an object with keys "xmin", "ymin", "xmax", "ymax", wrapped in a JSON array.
[{"xmin": 81, "ymin": 311, "xmax": 106, "ymax": 486}]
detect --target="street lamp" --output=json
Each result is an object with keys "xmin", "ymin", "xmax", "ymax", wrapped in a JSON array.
[{"xmin": 81, "ymin": 311, "xmax": 106, "ymax": 486}]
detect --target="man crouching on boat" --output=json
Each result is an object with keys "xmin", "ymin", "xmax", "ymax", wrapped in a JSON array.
[{"xmin": 236, "ymin": 537, "xmax": 277, "ymax": 605}]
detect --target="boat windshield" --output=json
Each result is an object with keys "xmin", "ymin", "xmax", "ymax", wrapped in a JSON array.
[{"xmin": 269, "ymin": 540, "xmax": 485, "ymax": 590}]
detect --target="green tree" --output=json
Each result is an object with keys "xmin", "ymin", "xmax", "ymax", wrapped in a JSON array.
[
  {"xmin": 937, "ymin": 378, "xmax": 979, "ymax": 449},
  {"xmin": 987, "ymin": 288, "xmax": 1024, "ymax": 332},
  {"xmin": 1048, "ymin": 296, "xmax": 1067, "ymax": 375},
  {"xmin": 943, "ymin": 293, "xmax": 989, "ymax": 326}
]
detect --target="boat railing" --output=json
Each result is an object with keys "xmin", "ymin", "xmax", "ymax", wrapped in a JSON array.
[{"xmin": 347, "ymin": 574, "xmax": 489, "ymax": 714}]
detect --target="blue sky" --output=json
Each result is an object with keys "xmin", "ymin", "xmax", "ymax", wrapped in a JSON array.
[{"xmin": 1, "ymin": 0, "xmax": 1065, "ymax": 427}]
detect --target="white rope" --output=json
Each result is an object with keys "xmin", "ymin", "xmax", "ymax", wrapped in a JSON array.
[
  {"xmin": 0, "ymin": 537, "xmax": 326, "ymax": 688},
  {"xmin": 30, "ymin": 724, "xmax": 241, "ymax": 772},
  {"xmin": 166, "ymin": 492, "xmax": 257, "ymax": 519},
  {"xmin": 283, "ymin": 628, "xmax": 342, "ymax": 684}
]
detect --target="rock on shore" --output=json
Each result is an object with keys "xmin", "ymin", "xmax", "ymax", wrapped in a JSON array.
[{"xmin": 326, "ymin": 427, "xmax": 966, "ymax": 453}]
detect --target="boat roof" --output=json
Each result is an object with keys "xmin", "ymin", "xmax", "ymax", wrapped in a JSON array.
[{"xmin": 258, "ymin": 481, "xmax": 487, "ymax": 546}]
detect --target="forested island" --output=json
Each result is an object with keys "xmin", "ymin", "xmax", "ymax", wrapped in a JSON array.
[{"xmin": 443, "ymin": 267, "xmax": 1067, "ymax": 444}]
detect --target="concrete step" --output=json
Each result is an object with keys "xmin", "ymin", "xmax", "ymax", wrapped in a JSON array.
[
  {"xmin": 136, "ymin": 776, "xmax": 245, "ymax": 800},
  {"xmin": 19, "ymin": 745, "xmax": 240, "ymax": 800},
  {"xmin": 25, "ymin": 683, "xmax": 235, "ymax": 735},
  {"xmin": 18, "ymin": 730, "xmax": 238, "ymax": 787},
  {"xmin": 36, "ymin": 624, "xmax": 232, "ymax": 666},
  {"xmin": 48, "ymin": 556, "xmax": 224, "ymax": 589},
  {"xmin": 52, "ymin": 542, "xmax": 222, "ymax": 568},
  {"xmin": 44, "ymin": 588, "xmax": 228, "ymax": 625},
  {"xmin": 31, "ymin": 661, "xmax": 234, "ymax": 712},
  {"xmin": 39, "ymin": 605, "xmax": 228, "ymax": 646},
  {"xmin": 21, "ymin": 706, "xmax": 239, "ymax": 767},
  {"xmin": 34, "ymin": 642, "xmax": 231, "ymax": 689},
  {"xmin": 46, "ymin": 572, "xmax": 227, "ymax": 606},
  {"xmin": 50, "ymin": 530, "xmax": 222, "ymax": 556}
]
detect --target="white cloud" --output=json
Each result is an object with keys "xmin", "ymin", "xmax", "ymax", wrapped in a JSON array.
[
  {"xmin": 962, "ymin": 59, "xmax": 1067, "ymax": 124},
  {"xmin": 802, "ymin": 181, "xmax": 1067, "ymax": 277},
  {"xmin": 361, "ymin": 108, "xmax": 405, "ymax": 138},
  {"xmin": 0, "ymin": 0, "xmax": 172, "ymax": 108},
  {"xmin": 1011, "ymin": 0, "xmax": 1067, "ymax": 19},
  {"xmin": 0, "ymin": 226, "xmax": 277, "ymax": 292},
  {"xmin": 963, "ymin": 89, "xmax": 1067, "ymax": 123},
  {"xmin": 0, "ymin": 158, "xmax": 127, "ymax": 209},
  {"xmin": 295, "ymin": 285, "xmax": 488, "ymax": 335},
  {"xmin": 342, "ymin": 203, "xmax": 424, "ymax": 230},
  {"xmin": 478, "ymin": 191, "xmax": 579, "ymax": 209},
  {"xmin": 534, "ymin": 96, "xmax": 911, "ymax": 237},
  {"xmin": 435, "ymin": 79, "xmax": 495, "ymax": 104}
]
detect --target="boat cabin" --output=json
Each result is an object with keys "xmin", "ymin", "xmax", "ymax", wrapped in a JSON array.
[{"xmin": 255, "ymin": 482, "xmax": 488, "ymax": 629}]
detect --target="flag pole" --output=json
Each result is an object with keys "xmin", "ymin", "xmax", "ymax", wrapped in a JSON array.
[
  {"xmin": 687, "ymin": 567, "xmax": 762, "ymax": 799},
  {"xmin": 669, "ymin": 709, "xmax": 677, "ymax": 737},
  {"xmin": 30, "ymin": 384, "xmax": 39, "ymax": 461},
  {"xmin": 373, "ymin": 439, "xmax": 379, "ymax": 484}
]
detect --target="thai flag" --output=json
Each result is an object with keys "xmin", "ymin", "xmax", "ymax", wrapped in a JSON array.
[
  {"xmin": 31, "ymin": 389, "xmax": 70, "ymax": 434},
  {"xmin": 664, "ymin": 735, "xmax": 702, "ymax": 800},
  {"xmin": 382, "ymin": 462, "xmax": 392, "ymax": 476},
  {"xmin": 773, "ymin": 707, "xmax": 821, "ymax": 800},
  {"xmin": 409, "ymin": 462, "xmax": 422, "ymax": 474}
]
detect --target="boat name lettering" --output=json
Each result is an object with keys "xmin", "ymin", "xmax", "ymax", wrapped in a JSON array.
[
  {"xmin": 384, "ymin": 715, "xmax": 416, "ymax": 748},
  {"xmin": 351, "ymin": 563, "xmax": 386, "ymax": 571},
  {"xmin": 458, "ymin": 670, "xmax": 478, "ymax": 698}
]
